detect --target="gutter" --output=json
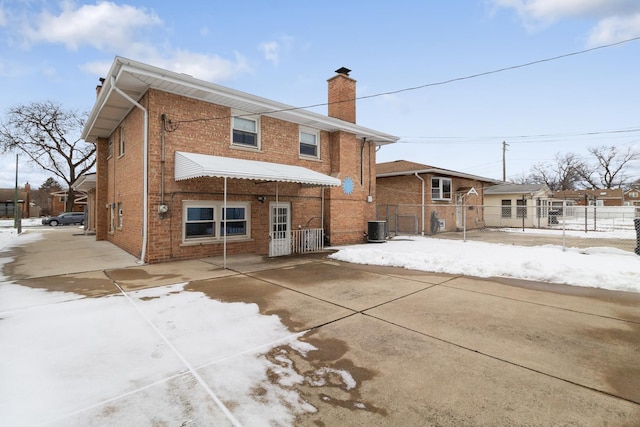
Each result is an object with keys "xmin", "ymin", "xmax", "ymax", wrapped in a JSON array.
[{"xmin": 110, "ymin": 76, "xmax": 149, "ymax": 264}]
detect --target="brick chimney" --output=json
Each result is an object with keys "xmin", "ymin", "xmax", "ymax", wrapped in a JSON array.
[
  {"xmin": 96, "ymin": 77, "xmax": 105, "ymax": 98},
  {"xmin": 328, "ymin": 67, "xmax": 356, "ymax": 123}
]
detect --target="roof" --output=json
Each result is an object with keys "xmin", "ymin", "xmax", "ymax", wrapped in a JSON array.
[
  {"xmin": 0, "ymin": 189, "xmax": 28, "ymax": 201},
  {"xmin": 71, "ymin": 173, "xmax": 96, "ymax": 192},
  {"xmin": 376, "ymin": 160, "xmax": 501, "ymax": 184},
  {"xmin": 82, "ymin": 56, "xmax": 399, "ymax": 146},
  {"xmin": 484, "ymin": 183, "xmax": 551, "ymax": 195},
  {"xmin": 553, "ymin": 188, "xmax": 624, "ymax": 200},
  {"xmin": 174, "ymin": 151, "xmax": 341, "ymax": 187}
]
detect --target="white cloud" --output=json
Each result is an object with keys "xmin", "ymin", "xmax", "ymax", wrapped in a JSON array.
[
  {"xmin": 15, "ymin": 2, "xmax": 252, "ymax": 83},
  {"xmin": 25, "ymin": 1, "xmax": 162, "ymax": 51},
  {"xmin": 0, "ymin": 6, "xmax": 6, "ymax": 26},
  {"xmin": 491, "ymin": 0, "xmax": 640, "ymax": 43},
  {"xmin": 260, "ymin": 41, "xmax": 280, "ymax": 65},
  {"xmin": 588, "ymin": 13, "xmax": 640, "ymax": 46}
]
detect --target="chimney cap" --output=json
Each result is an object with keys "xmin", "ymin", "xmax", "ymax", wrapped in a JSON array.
[{"xmin": 335, "ymin": 67, "xmax": 351, "ymax": 76}]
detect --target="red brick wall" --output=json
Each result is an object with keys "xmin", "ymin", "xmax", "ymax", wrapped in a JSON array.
[
  {"xmin": 377, "ymin": 173, "xmax": 487, "ymax": 233},
  {"xmin": 98, "ymin": 89, "xmax": 375, "ymax": 262}
]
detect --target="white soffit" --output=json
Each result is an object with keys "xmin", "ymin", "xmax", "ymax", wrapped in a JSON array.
[{"xmin": 175, "ymin": 151, "xmax": 341, "ymax": 187}]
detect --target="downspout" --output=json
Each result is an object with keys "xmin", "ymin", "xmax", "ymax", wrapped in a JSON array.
[
  {"xmin": 111, "ymin": 76, "xmax": 149, "ymax": 264},
  {"xmin": 415, "ymin": 173, "xmax": 425, "ymax": 236}
]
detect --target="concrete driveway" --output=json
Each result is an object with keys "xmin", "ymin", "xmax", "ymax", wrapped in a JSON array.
[{"xmin": 2, "ymin": 227, "xmax": 640, "ymax": 425}]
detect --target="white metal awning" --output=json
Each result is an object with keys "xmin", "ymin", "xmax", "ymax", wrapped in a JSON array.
[{"xmin": 174, "ymin": 151, "xmax": 341, "ymax": 187}]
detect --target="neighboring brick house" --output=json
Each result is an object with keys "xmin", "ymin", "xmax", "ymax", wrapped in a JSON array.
[
  {"xmin": 376, "ymin": 160, "xmax": 500, "ymax": 235},
  {"xmin": 553, "ymin": 188, "xmax": 624, "ymax": 207},
  {"xmin": 81, "ymin": 57, "xmax": 398, "ymax": 263},
  {"xmin": 49, "ymin": 190, "xmax": 87, "ymax": 215},
  {"xmin": 484, "ymin": 183, "xmax": 555, "ymax": 228},
  {"xmin": 0, "ymin": 184, "xmax": 30, "ymax": 218},
  {"xmin": 624, "ymin": 187, "xmax": 640, "ymax": 206}
]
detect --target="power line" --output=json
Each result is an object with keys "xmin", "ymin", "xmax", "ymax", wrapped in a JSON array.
[
  {"xmin": 174, "ymin": 36, "xmax": 640, "ymax": 125},
  {"xmin": 398, "ymin": 126, "xmax": 640, "ymax": 144}
]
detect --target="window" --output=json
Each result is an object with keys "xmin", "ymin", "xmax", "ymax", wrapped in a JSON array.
[
  {"xmin": 232, "ymin": 116, "xmax": 259, "ymax": 148},
  {"xmin": 108, "ymin": 137, "xmax": 113, "ymax": 158},
  {"xmin": 59, "ymin": 196, "xmax": 66, "ymax": 203},
  {"xmin": 431, "ymin": 177, "xmax": 452, "ymax": 200},
  {"xmin": 299, "ymin": 128, "xmax": 319, "ymax": 158},
  {"xmin": 183, "ymin": 201, "xmax": 250, "ymax": 243},
  {"xmin": 117, "ymin": 202, "xmax": 123, "ymax": 229},
  {"xmin": 109, "ymin": 203, "xmax": 115, "ymax": 233},
  {"xmin": 222, "ymin": 206, "xmax": 247, "ymax": 236},
  {"xmin": 629, "ymin": 191, "xmax": 638, "ymax": 198},
  {"xmin": 184, "ymin": 204, "xmax": 215, "ymax": 240},
  {"xmin": 536, "ymin": 199, "xmax": 548, "ymax": 217},
  {"xmin": 119, "ymin": 126, "xmax": 125, "ymax": 156},
  {"xmin": 516, "ymin": 199, "xmax": 527, "ymax": 218},
  {"xmin": 501, "ymin": 200, "xmax": 512, "ymax": 218}
]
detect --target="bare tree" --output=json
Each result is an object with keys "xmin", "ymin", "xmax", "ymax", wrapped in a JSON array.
[
  {"xmin": 528, "ymin": 152, "xmax": 584, "ymax": 191},
  {"xmin": 577, "ymin": 145, "xmax": 639, "ymax": 189},
  {"xmin": 0, "ymin": 101, "xmax": 94, "ymax": 212}
]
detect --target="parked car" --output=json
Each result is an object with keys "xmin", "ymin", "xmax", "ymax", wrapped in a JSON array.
[{"xmin": 41, "ymin": 212, "xmax": 85, "ymax": 226}]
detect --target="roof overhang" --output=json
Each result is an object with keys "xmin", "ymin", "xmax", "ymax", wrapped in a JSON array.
[
  {"xmin": 175, "ymin": 151, "xmax": 341, "ymax": 187},
  {"xmin": 71, "ymin": 173, "xmax": 97, "ymax": 192},
  {"xmin": 377, "ymin": 168, "xmax": 501, "ymax": 184},
  {"xmin": 82, "ymin": 56, "xmax": 399, "ymax": 146}
]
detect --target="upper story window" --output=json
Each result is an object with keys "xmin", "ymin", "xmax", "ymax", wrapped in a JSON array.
[
  {"xmin": 629, "ymin": 191, "xmax": 638, "ymax": 198},
  {"xmin": 299, "ymin": 127, "xmax": 319, "ymax": 158},
  {"xmin": 431, "ymin": 177, "xmax": 452, "ymax": 200},
  {"xmin": 232, "ymin": 116, "xmax": 259, "ymax": 148},
  {"xmin": 119, "ymin": 126, "xmax": 125, "ymax": 156},
  {"xmin": 108, "ymin": 137, "xmax": 113, "ymax": 158}
]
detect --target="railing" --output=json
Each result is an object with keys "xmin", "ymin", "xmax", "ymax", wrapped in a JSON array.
[{"xmin": 291, "ymin": 228, "xmax": 324, "ymax": 254}]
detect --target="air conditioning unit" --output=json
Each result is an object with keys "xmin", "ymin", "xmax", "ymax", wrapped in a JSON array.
[{"xmin": 438, "ymin": 219, "xmax": 446, "ymax": 230}]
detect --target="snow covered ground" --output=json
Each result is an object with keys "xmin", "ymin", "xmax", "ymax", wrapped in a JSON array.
[
  {"xmin": 330, "ymin": 235, "xmax": 640, "ymax": 293},
  {"xmin": 1, "ymin": 219, "xmax": 639, "ymax": 425}
]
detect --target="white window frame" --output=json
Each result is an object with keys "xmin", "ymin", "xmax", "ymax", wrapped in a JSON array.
[
  {"xmin": 299, "ymin": 126, "xmax": 319, "ymax": 158},
  {"xmin": 109, "ymin": 203, "xmax": 115, "ymax": 234},
  {"xmin": 231, "ymin": 114, "xmax": 260, "ymax": 149},
  {"xmin": 182, "ymin": 201, "xmax": 251, "ymax": 244},
  {"xmin": 516, "ymin": 198, "xmax": 527, "ymax": 218},
  {"xmin": 108, "ymin": 137, "xmax": 113, "ymax": 158},
  {"xmin": 431, "ymin": 177, "xmax": 452, "ymax": 201},
  {"xmin": 501, "ymin": 199, "xmax": 512, "ymax": 218},
  {"xmin": 119, "ymin": 126, "xmax": 125, "ymax": 156}
]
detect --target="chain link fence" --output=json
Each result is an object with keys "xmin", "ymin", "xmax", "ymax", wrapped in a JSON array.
[{"xmin": 377, "ymin": 204, "xmax": 640, "ymax": 254}]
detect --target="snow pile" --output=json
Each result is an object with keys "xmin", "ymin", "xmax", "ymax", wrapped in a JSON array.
[{"xmin": 330, "ymin": 236, "xmax": 640, "ymax": 293}]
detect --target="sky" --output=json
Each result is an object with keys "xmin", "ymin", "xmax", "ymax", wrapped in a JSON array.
[
  {"xmin": 1, "ymin": 221, "xmax": 639, "ymax": 425},
  {"xmin": 1, "ymin": 0, "xmax": 639, "ymax": 189}
]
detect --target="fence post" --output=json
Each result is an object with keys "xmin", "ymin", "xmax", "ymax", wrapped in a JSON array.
[{"xmin": 634, "ymin": 218, "xmax": 640, "ymax": 256}]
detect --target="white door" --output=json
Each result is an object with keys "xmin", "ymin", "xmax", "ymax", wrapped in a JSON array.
[{"xmin": 269, "ymin": 202, "xmax": 291, "ymax": 257}]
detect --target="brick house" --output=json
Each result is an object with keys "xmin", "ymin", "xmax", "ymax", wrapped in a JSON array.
[
  {"xmin": 624, "ymin": 186, "xmax": 640, "ymax": 206},
  {"xmin": 0, "ymin": 184, "xmax": 30, "ymax": 218},
  {"xmin": 376, "ymin": 160, "xmax": 500, "ymax": 235},
  {"xmin": 553, "ymin": 188, "xmax": 624, "ymax": 207},
  {"xmin": 81, "ymin": 57, "xmax": 398, "ymax": 264}
]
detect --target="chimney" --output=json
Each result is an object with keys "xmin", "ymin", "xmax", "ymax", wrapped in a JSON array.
[
  {"xmin": 328, "ymin": 67, "xmax": 356, "ymax": 123},
  {"xmin": 96, "ymin": 77, "xmax": 105, "ymax": 98}
]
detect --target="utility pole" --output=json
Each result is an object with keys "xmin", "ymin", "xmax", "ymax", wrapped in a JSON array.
[{"xmin": 502, "ymin": 141, "xmax": 509, "ymax": 182}]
